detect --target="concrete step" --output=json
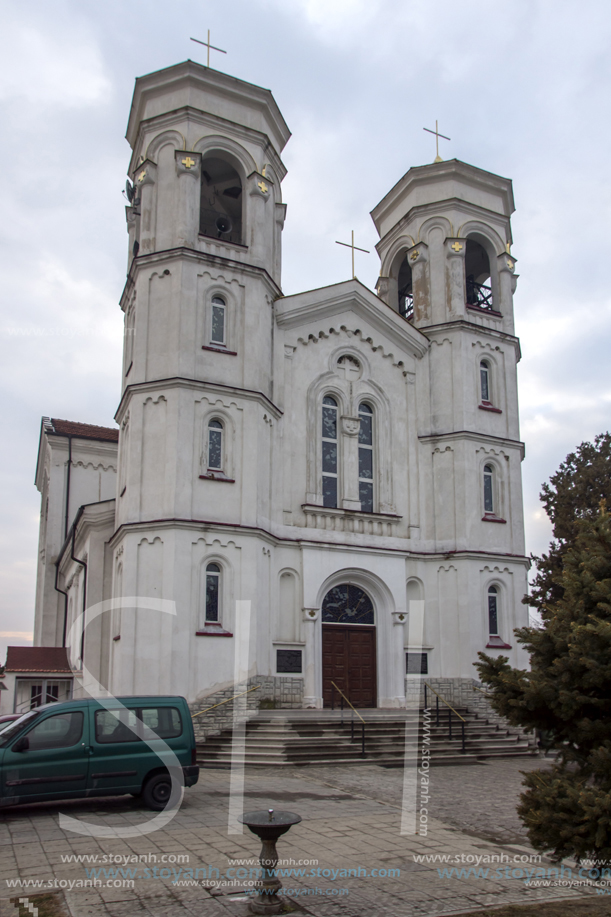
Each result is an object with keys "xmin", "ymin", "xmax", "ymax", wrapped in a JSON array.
[{"xmin": 195, "ymin": 705, "xmax": 537, "ymax": 768}]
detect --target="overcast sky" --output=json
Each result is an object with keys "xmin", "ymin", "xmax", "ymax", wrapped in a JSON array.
[{"xmin": 1, "ymin": 0, "xmax": 610, "ymax": 661}]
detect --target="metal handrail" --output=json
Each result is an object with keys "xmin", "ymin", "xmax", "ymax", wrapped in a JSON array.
[
  {"xmin": 423, "ymin": 682, "xmax": 465, "ymax": 722},
  {"xmin": 331, "ymin": 682, "xmax": 366, "ymax": 757},
  {"xmin": 423, "ymin": 682, "xmax": 467, "ymax": 754},
  {"xmin": 331, "ymin": 682, "xmax": 365, "ymax": 723},
  {"xmin": 472, "ymin": 684, "xmax": 493, "ymax": 698},
  {"xmin": 191, "ymin": 685, "xmax": 260, "ymax": 719},
  {"xmin": 466, "ymin": 279, "xmax": 494, "ymax": 310}
]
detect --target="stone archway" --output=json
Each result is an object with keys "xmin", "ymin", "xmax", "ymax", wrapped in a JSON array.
[{"xmin": 321, "ymin": 584, "xmax": 377, "ymax": 708}]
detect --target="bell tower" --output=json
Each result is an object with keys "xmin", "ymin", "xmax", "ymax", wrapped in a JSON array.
[
  {"xmin": 110, "ymin": 62, "xmax": 290, "ymax": 697},
  {"xmin": 372, "ymin": 160, "xmax": 518, "ymax": 337},
  {"xmin": 371, "ymin": 158, "xmax": 525, "ymax": 556}
]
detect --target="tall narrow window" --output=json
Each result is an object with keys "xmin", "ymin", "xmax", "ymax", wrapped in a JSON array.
[
  {"xmin": 208, "ymin": 420, "xmax": 223, "ymax": 470},
  {"xmin": 205, "ymin": 563, "xmax": 221, "ymax": 622},
  {"xmin": 488, "ymin": 586, "xmax": 499, "ymax": 635},
  {"xmin": 322, "ymin": 396, "xmax": 338, "ymax": 508},
  {"xmin": 358, "ymin": 402, "xmax": 374, "ymax": 512},
  {"xmin": 483, "ymin": 464, "xmax": 494, "ymax": 513},
  {"xmin": 211, "ymin": 296, "xmax": 226, "ymax": 345},
  {"xmin": 480, "ymin": 361, "xmax": 490, "ymax": 403}
]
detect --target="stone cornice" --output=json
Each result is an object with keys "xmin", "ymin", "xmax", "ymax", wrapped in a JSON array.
[
  {"xmin": 371, "ymin": 159, "xmax": 514, "ymax": 237},
  {"xmin": 57, "ymin": 500, "xmax": 117, "ymax": 574},
  {"xmin": 107, "ymin": 517, "xmax": 530, "ymax": 566},
  {"xmin": 419, "ymin": 429, "xmax": 525, "ymax": 459},
  {"xmin": 127, "ymin": 60, "xmax": 290, "ymax": 155},
  {"xmin": 114, "ymin": 377, "xmax": 283, "ymax": 425},
  {"xmin": 275, "ymin": 279, "xmax": 429, "ymax": 360},
  {"xmin": 374, "ymin": 196, "xmax": 511, "ymax": 257},
  {"xmin": 129, "ymin": 105, "xmax": 287, "ymax": 181},
  {"xmin": 420, "ymin": 320, "xmax": 521, "ymax": 361},
  {"xmin": 119, "ymin": 246, "xmax": 282, "ymax": 311}
]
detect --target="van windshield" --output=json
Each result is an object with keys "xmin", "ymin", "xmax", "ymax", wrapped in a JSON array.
[{"xmin": 0, "ymin": 710, "xmax": 41, "ymax": 746}]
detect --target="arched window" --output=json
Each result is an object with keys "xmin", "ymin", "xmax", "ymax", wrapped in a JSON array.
[
  {"xmin": 483, "ymin": 464, "xmax": 494, "ymax": 514},
  {"xmin": 465, "ymin": 239, "xmax": 493, "ymax": 310},
  {"xmin": 358, "ymin": 402, "xmax": 374, "ymax": 512},
  {"xmin": 210, "ymin": 296, "xmax": 226, "ymax": 345},
  {"xmin": 200, "ymin": 157, "xmax": 243, "ymax": 244},
  {"xmin": 480, "ymin": 360, "xmax": 490, "ymax": 403},
  {"xmin": 208, "ymin": 420, "xmax": 223, "ymax": 470},
  {"xmin": 397, "ymin": 257, "xmax": 413, "ymax": 320},
  {"xmin": 488, "ymin": 585, "xmax": 499, "ymax": 635},
  {"xmin": 205, "ymin": 563, "xmax": 221, "ymax": 622},
  {"xmin": 322, "ymin": 584, "xmax": 374, "ymax": 624},
  {"xmin": 322, "ymin": 396, "xmax": 338, "ymax": 508}
]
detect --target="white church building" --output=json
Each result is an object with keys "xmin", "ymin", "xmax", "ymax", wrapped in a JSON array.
[{"xmin": 30, "ymin": 59, "xmax": 530, "ymax": 711}]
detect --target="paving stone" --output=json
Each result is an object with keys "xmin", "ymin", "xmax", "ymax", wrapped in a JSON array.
[{"xmin": 0, "ymin": 760, "xmax": 603, "ymax": 917}]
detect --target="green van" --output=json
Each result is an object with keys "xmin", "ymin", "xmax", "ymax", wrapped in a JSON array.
[{"xmin": 0, "ymin": 696, "xmax": 199, "ymax": 811}]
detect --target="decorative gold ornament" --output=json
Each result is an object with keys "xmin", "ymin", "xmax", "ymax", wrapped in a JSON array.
[
  {"xmin": 182, "ymin": 157, "xmax": 196, "ymax": 169},
  {"xmin": 410, "ymin": 250, "xmax": 419, "ymax": 262},
  {"xmin": 261, "ymin": 165, "xmax": 267, "ymax": 178},
  {"xmin": 506, "ymin": 259, "xmax": 514, "ymax": 271},
  {"xmin": 451, "ymin": 241, "xmax": 463, "ymax": 252},
  {"xmin": 257, "ymin": 180, "xmax": 268, "ymax": 193},
  {"xmin": 137, "ymin": 170, "xmax": 147, "ymax": 182}
]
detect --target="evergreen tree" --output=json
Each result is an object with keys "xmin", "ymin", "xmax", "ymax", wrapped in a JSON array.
[
  {"xmin": 526, "ymin": 432, "xmax": 611, "ymax": 610},
  {"xmin": 476, "ymin": 501, "xmax": 611, "ymax": 863}
]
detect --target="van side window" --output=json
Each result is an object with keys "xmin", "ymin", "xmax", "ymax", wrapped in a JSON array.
[
  {"xmin": 140, "ymin": 707, "xmax": 182, "ymax": 739},
  {"xmin": 95, "ymin": 709, "xmax": 140, "ymax": 744},
  {"xmin": 26, "ymin": 711, "xmax": 83, "ymax": 750}
]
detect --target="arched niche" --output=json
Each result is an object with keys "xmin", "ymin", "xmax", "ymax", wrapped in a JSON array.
[
  {"xmin": 200, "ymin": 155, "xmax": 243, "ymax": 245},
  {"xmin": 278, "ymin": 570, "xmax": 299, "ymax": 642},
  {"xmin": 406, "ymin": 578, "xmax": 424, "ymax": 604}
]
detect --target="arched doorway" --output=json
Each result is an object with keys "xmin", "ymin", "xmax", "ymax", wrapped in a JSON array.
[{"xmin": 321, "ymin": 584, "xmax": 377, "ymax": 708}]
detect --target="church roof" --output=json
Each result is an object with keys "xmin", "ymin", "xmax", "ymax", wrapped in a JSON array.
[
  {"xmin": 48, "ymin": 418, "xmax": 119, "ymax": 443},
  {"xmin": 5, "ymin": 646, "xmax": 72, "ymax": 673}
]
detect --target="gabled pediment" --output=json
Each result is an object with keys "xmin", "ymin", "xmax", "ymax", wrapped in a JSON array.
[{"xmin": 275, "ymin": 279, "xmax": 429, "ymax": 360}]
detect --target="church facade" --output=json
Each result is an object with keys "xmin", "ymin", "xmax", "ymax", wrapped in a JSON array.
[{"xmin": 32, "ymin": 60, "xmax": 529, "ymax": 710}]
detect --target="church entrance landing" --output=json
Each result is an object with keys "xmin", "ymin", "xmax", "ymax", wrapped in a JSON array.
[{"xmin": 320, "ymin": 584, "xmax": 377, "ymax": 709}]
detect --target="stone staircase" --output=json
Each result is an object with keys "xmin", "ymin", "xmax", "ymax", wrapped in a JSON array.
[{"xmin": 196, "ymin": 706, "xmax": 537, "ymax": 768}]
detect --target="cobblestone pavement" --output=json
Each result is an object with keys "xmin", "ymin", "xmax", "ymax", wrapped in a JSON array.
[
  {"xmin": 0, "ymin": 759, "xmax": 600, "ymax": 917},
  {"xmin": 283, "ymin": 755, "xmax": 554, "ymax": 846}
]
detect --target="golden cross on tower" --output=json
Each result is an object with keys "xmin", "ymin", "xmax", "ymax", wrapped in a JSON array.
[
  {"xmin": 335, "ymin": 230, "xmax": 370, "ymax": 280},
  {"xmin": 423, "ymin": 120, "xmax": 451, "ymax": 163},
  {"xmin": 190, "ymin": 30, "xmax": 227, "ymax": 68}
]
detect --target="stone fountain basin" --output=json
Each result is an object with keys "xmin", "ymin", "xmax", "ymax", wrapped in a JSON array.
[{"xmin": 239, "ymin": 810, "xmax": 302, "ymax": 840}]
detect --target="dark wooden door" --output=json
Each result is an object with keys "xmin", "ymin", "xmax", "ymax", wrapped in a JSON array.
[{"xmin": 322, "ymin": 625, "xmax": 376, "ymax": 708}]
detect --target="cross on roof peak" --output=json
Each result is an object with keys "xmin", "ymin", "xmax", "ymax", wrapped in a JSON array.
[
  {"xmin": 423, "ymin": 120, "xmax": 451, "ymax": 163},
  {"xmin": 190, "ymin": 30, "xmax": 227, "ymax": 69}
]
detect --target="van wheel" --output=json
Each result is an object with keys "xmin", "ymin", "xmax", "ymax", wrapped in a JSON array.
[{"xmin": 142, "ymin": 774, "xmax": 172, "ymax": 810}]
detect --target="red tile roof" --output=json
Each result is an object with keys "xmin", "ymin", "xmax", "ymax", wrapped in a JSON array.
[
  {"xmin": 50, "ymin": 418, "xmax": 119, "ymax": 443},
  {"xmin": 5, "ymin": 646, "xmax": 73, "ymax": 673}
]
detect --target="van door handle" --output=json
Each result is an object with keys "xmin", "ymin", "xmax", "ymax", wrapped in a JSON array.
[{"xmin": 82, "ymin": 744, "xmax": 94, "ymax": 755}]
